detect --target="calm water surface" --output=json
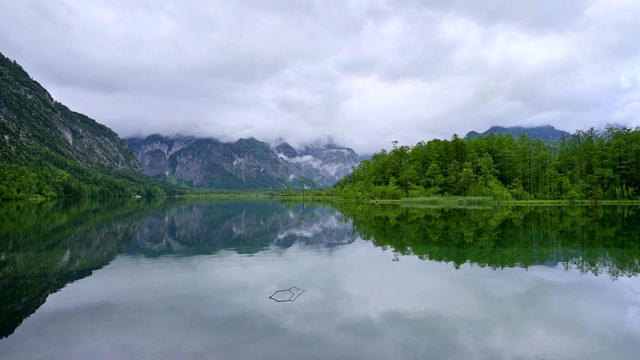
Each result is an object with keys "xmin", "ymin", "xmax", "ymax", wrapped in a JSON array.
[{"xmin": 1, "ymin": 199, "xmax": 639, "ymax": 359}]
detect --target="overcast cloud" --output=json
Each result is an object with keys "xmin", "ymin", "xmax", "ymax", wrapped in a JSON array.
[{"xmin": 1, "ymin": 0, "xmax": 640, "ymax": 154}]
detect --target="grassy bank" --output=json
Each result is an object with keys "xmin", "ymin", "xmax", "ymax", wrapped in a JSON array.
[
  {"xmin": 172, "ymin": 192, "xmax": 640, "ymax": 206},
  {"xmin": 380, "ymin": 196, "xmax": 640, "ymax": 206}
]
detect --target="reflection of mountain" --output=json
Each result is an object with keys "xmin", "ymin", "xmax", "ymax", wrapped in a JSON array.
[
  {"xmin": 0, "ymin": 199, "xmax": 356, "ymax": 340},
  {"xmin": 127, "ymin": 201, "xmax": 356, "ymax": 256},
  {"xmin": 335, "ymin": 203, "xmax": 640, "ymax": 278},
  {"xmin": 0, "ymin": 199, "xmax": 166, "ymax": 339}
]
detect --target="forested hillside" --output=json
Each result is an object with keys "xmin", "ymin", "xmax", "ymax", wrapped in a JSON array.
[
  {"xmin": 334, "ymin": 126, "xmax": 640, "ymax": 201},
  {"xmin": 0, "ymin": 52, "xmax": 176, "ymax": 200}
]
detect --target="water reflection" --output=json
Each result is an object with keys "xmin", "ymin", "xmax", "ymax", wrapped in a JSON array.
[
  {"xmin": 0, "ymin": 199, "xmax": 355, "ymax": 339},
  {"xmin": 128, "ymin": 201, "xmax": 356, "ymax": 256},
  {"xmin": 1, "ymin": 200, "xmax": 640, "ymax": 359},
  {"xmin": 0, "ymin": 199, "xmax": 165, "ymax": 339},
  {"xmin": 335, "ymin": 203, "xmax": 640, "ymax": 278}
]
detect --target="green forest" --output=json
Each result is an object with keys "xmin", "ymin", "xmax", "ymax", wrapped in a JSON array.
[
  {"xmin": 0, "ymin": 135, "xmax": 179, "ymax": 200},
  {"xmin": 0, "ymin": 154, "xmax": 175, "ymax": 200},
  {"xmin": 333, "ymin": 125, "xmax": 640, "ymax": 201}
]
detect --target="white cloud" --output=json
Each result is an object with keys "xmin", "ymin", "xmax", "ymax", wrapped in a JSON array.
[{"xmin": 2, "ymin": 0, "xmax": 640, "ymax": 153}]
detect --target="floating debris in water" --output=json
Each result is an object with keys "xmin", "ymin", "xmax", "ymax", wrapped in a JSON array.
[{"xmin": 269, "ymin": 287, "xmax": 305, "ymax": 302}]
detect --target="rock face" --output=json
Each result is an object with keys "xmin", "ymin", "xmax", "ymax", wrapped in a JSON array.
[
  {"xmin": 127, "ymin": 135, "xmax": 361, "ymax": 189},
  {"xmin": 0, "ymin": 52, "xmax": 143, "ymax": 173},
  {"xmin": 273, "ymin": 142, "xmax": 362, "ymax": 187}
]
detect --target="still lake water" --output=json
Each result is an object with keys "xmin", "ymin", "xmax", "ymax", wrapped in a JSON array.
[{"xmin": 1, "ymin": 199, "xmax": 640, "ymax": 359}]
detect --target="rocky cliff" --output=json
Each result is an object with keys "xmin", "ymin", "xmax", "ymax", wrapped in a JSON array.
[{"xmin": 127, "ymin": 135, "xmax": 361, "ymax": 189}]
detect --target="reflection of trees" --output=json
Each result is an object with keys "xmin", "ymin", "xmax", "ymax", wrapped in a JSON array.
[
  {"xmin": 334, "ymin": 203, "xmax": 640, "ymax": 278},
  {"xmin": 0, "ymin": 198, "xmax": 166, "ymax": 339}
]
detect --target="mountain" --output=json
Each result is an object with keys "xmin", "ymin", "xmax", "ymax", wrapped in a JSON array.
[
  {"xmin": 0, "ymin": 53, "xmax": 142, "ymax": 173},
  {"xmin": 127, "ymin": 134, "xmax": 361, "ymax": 189},
  {"xmin": 0, "ymin": 52, "xmax": 171, "ymax": 199},
  {"xmin": 465, "ymin": 125, "xmax": 571, "ymax": 142},
  {"xmin": 273, "ymin": 141, "xmax": 362, "ymax": 187}
]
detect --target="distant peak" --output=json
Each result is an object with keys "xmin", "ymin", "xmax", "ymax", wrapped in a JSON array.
[
  {"xmin": 234, "ymin": 137, "xmax": 259, "ymax": 144},
  {"xmin": 465, "ymin": 125, "xmax": 571, "ymax": 142}
]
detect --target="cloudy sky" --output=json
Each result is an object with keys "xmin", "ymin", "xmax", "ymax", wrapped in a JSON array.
[{"xmin": 1, "ymin": 0, "xmax": 640, "ymax": 154}]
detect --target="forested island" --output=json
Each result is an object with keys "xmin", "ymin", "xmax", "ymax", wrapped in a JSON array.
[{"xmin": 332, "ymin": 126, "xmax": 640, "ymax": 201}]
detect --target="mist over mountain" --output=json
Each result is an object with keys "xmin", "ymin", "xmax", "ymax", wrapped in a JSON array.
[
  {"xmin": 465, "ymin": 125, "xmax": 571, "ymax": 142},
  {"xmin": 127, "ymin": 134, "xmax": 361, "ymax": 190}
]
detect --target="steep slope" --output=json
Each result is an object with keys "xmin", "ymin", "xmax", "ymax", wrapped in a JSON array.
[
  {"xmin": 0, "ymin": 52, "xmax": 173, "ymax": 199},
  {"xmin": 0, "ymin": 52, "xmax": 142, "ymax": 173},
  {"xmin": 128, "ymin": 135, "xmax": 361, "ymax": 189},
  {"xmin": 465, "ymin": 125, "xmax": 571, "ymax": 142}
]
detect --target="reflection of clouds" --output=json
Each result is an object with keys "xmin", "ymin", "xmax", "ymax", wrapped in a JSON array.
[
  {"xmin": 1, "ymin": 241, "xmax": 639, "ymax": 360},
  {"xmin": 274, "ymin": 211, "xmax": 356, "ymax": 247},
  {"xmin": 276, "ymin": 213, "xmax": 351, "ymax": 238}
]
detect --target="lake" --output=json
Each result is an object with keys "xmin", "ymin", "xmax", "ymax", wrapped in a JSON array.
[{"xmin": 1, "ymin": 199, "xmax": 639, "ymax": 359}]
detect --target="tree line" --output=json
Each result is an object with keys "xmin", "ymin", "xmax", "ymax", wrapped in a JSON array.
[
  {"xmin": 334, "ymin": 125, "xmax": 640, "ymax": 201},
  {"xmin": 0, "ymin": 147, "xmax": 177, "ymax": 200}
]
